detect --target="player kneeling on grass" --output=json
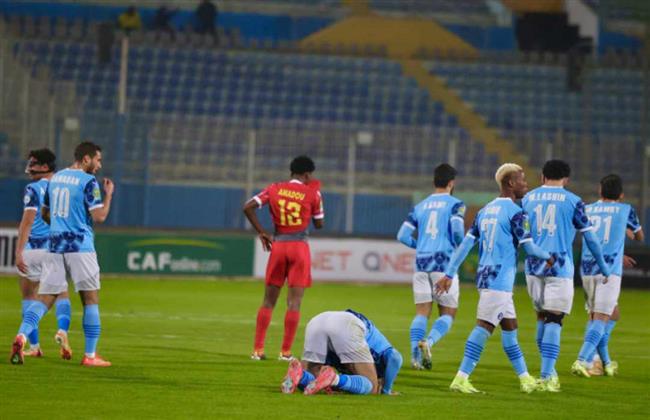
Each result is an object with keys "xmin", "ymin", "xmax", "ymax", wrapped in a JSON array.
[
  {"xmin": 281, "ymin": 310, "xmax": 402, "ymax": 395},
  {"xmin": 440, "ymin": 164, "xmax": 554, "ymax": 394},
  {"xmin": 244, "ymin": 156, "xmax": 324, "ymax": 361},
  {"xmin": 572, "ymin": 174, "xmax": 644, "ymax": 378}
]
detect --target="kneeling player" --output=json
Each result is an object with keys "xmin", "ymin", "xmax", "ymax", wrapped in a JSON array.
[
  {"xmin": 572, "ymin": 174, "xmax": 644, "ymax": 377},
  {"xmin": 281, "ymin": 310, "xmax": 402, "ymax": 395}
]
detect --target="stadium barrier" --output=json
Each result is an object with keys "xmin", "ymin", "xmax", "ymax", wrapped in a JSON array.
[{"xmin": 1, "ymin": 228, "xmax": 649, "ymax": 285}]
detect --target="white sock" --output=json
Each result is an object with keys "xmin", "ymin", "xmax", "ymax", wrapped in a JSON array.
[
  {"xmin": 456, "ymin": 371, "xmax": 469, "ymax": 379},
  {"xmin": 85, "ymin": 352, "xmax": 96, "ymax": 358},
  {"xmin": 518, "ymin": 372, "xmax": 530, "ymax": 380},
  {"xmin": 332, "ymin": 374, "xmax": 340, "ymax": 386}
]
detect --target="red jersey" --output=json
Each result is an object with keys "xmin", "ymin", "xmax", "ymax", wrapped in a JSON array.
[{"xmin": 252, "ymin": 179, "xmax": 324, "ymax": 236}]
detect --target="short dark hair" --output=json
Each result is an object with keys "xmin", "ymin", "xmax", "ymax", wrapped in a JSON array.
[
  {"xmin": 28, "ymin": 148, "xmax": 56, "ymax": 172},
  {"xmin": 74, "ymin": 141, "xmax": 102, "ymax": 162},
  {"xmin": 434, "ymin": 163, "xmax": 457, "ymax": 188},
  {"xmin": 290, "ymin": 155, "xmax": 315, "ymax": 175},
  {"xmin": 542, "ymin": 159, "xmax": 571, "ymax": 180},
  {"xmin": 600, "ymin": 174, "xmax": 623, "ymax": 200}
]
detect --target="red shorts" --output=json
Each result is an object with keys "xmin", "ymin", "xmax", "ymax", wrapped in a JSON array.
[{"xmin": 265, "ymin": 241, "xmax": 312, "ymax": 288}]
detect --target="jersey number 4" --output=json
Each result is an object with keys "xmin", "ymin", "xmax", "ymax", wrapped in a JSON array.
[
  {"xmin": 533, "ymin": 204, "xmax": 557, "ymax": 236},
  {"xmin": 425, "ymin": 211, "xmax": 439, "ymax": 239},
  {"xmin": 278, "ymin": 199, "xmax": 302, "ymax": 226}
]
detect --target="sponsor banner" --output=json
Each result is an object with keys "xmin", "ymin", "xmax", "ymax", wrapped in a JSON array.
[
  {"xmin": 254, "ymin": 238, "xmax": 417, "ymax": 282},
  {"xmin": 0, "ymin": 228, "xmax": 18, "ymax": 273},
  {"xmin": 95, "ymin": 232, "xmax": 254, "ymax": 276}
]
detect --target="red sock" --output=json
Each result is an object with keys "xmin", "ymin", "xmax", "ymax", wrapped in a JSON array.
[
  {"xmin": 254, "ymin": 307, "xmax": 273, "ymax": 352},
  {"xmin": 281, "ymin": 310, "xmax": 301, "ymax": 354}
]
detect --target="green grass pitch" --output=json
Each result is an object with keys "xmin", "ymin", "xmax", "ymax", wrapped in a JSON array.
[{"xmin": 0, "ymin": 276, "xmax": 648, "ymax": 419}]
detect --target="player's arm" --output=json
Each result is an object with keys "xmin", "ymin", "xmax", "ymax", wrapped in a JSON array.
[
  {"xmin": 397, "ymin": 209, "xmax": 417, "ymax": 249},
  {"xmin": 627, "ymin": 207, "xmax": 644, "ymax": 242},
  {"xmin": 243, "ymin": 199, "xmax": 273, "ymax": 251},
  {"xmin": 15, "ymin": 210, "xmax": 36, "ymax": 274},
  {"xmin": 437, "ymin": 232, "xmax": 477, "ymax": 295},
  {"xmin": 89, "ymin": 178, "xmax": 114, "ymax": 224},
  {"xmin": 514, "ymin": 211, "xmax": 554, "ymax": 266},
  {"xmin": 583, "ymin": 230, "xmax": 611, "ymax": 277},
  {"xmin": 450, "ymin": 203, "xmax": 467, "ymax": 247},
  {"xmin": 380, "ymin": 348, "xmax": 402, "ymax": 395},
  {"xmin": 311, "ymin": 184, "xmax": 324, "ymax": 230}
]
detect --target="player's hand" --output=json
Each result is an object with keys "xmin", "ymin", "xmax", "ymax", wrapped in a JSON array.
[
  {"xmin": 103, "ymin": 178, "xmax": 115, "ymax": 196},
  {"xmin": 622, "ymin": 255, "xmax": 637, "ymax": 269},
  {"xmin": 603, "ymin": 274, "xmax": 616, "ymax": 285},
  {"xmin": 435, "ymin": 276, "xmax": 453, "ymax": 296},
  {"xmin": 626, "ymin": 229, "xmax": 634, "ymax": 240},
  {"xmin": 15, "ymin": 251, "xmax": 27, "ymax": 274},
  {"xmin": 259, "ymin": 232, "xmax": 273, "ymax": 251},
  {"xmin": 545, "ymin": 255, "xmax": 555, "ymax": 269}
]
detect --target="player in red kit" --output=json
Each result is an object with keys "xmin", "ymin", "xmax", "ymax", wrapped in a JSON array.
[{"xmin": 243, "ymin": 156, "xmax": 324, "ymax": 361}]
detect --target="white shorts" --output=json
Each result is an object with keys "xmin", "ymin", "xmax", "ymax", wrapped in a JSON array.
[
  {"xmin": 476, "ymin": 289, "xmax": 516, "ymax": 326},
  {"xmin": 302, "ymin": 311, "xmax": 373, "ymax": 365},
  {"xmin": 526, "ymin": 275, "xmax": 574, "ymax": 314},
  {"xmin": 582, "ymin": 275, "xmax": 621, "ymax": 316},
  {"xmin": 17, "ymin": 249, "xmax": 49, "ymax": 282},
  {"xmin": 413, "ymin": 272, "xmax": 459, "ymax": 308},
  {"xmin": 39, "ymin": 252, "xmax": 100, "ymax": 294}
]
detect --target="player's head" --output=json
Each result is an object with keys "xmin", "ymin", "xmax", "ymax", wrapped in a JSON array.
[
  {"xmin": 25, "ymin": 148, "xmax": 56, "ymax": 180},
  {"xmin": 74, "ymin": 141, "xmax": 103, "ymax": 174},
  {"xmin": 495, "ymin": 163, "xmax": 527, "ymax": 199},
  {"xmin": 433, "ymin": 163, "xmax": 457, "ymax": 191},
  {"xmin": 290, "ymin": 155, "xmax": 315, "ymax": 182},
  {"xmin": 542, "ymin": 159, "xmax": 571, "ymax": 185},
  {"xmin": 599, "ymin": 174, "xmax": 623, "ymax": 201}
]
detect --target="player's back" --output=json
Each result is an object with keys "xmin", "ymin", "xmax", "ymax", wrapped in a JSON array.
[
  {"xmin": 261, "ymin": 180, "xmax": 323, "ymax": 237},
  {"xmin": 410, "ymin": 193, "xmax": 465, "ymax": 272},
  {"xmin": 46, "ymin": 168, "xmax": 103, "ymax": 253},
  {"xmin": 23, "ymin": 178, "xmax": 50, "ymax": 250},
  {"xmin": 581, "ymin": 201, "xmax": 640, "ymax": 276},
  {"xmin": 523, "ymin": 186, "xmax": 590, "ymax": 277},
  {"xmin": 471, "ymin": 198, "xmax": 529, "ymax": 292}
]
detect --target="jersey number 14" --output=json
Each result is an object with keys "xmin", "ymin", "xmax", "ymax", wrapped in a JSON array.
[{"xmin": 533, "ymin": 204, "xmax": 557, "ymax": 236}]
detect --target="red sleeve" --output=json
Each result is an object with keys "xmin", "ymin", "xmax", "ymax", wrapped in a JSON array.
[
  {"xmin": 251, "ymin": 185, "xmax": 271, "ymax": 208},
  {"xmin": 312, "ymin": 190, "xmax": 324, "ymax": 220}
]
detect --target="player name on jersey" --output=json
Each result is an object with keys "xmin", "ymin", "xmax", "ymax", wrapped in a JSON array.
[
  {"xmin": 278, "ymin": 189, "xmax": 306, "ymax": 201},
  {"xmin": 51, "ymin": 174, "xmax": 82, "ymax": 186},
  {"xmin": 525, "ymin": 192, "xmax": 567, "ymax": 202},
  {"xmin": 586, "ymin": 205, "xmax": 622, "ymax": 214}
]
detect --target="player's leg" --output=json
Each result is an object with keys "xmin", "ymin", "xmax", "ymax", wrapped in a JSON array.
[
  {"xmin": 338, "ymin": 362, "xmax": 378, "ymax": 394},
  {"xmin": 281, "ymin": 242, "xmax": 311, "ymax": 360},
  {"xmin": 451, "ymin": 289, "xmax": 502, "ymax": 393},
  {"xmin": 280, "ymin": 286, "xmax": 304, "ymax": 359},
  {"xmin": 598, "ymin": 305, "xmax": 619, "ymax": 376},
  {"xmin": 254, "ymin": 244, "xmax": 286, "ymax": 359},
  {"xmin": 296, "ymin": 313, "xmax": 332, "ymax": 394},
  {"xmin": 574, "ymin": 275, "xmax": 620, "ymax": 376},
  {"xmin": 11, "ymin": 253, "xmax": 64, "ymax": 364},
  {"xmin": 410, "ymin": 272, "xmax": 433, "ymax": 369},
  {"xmin": 538, "ymin": 277, "xmax": 573, "ymax": 391},
  {"xmin": 67, "ymin": 252, "xmax": 110, "ymax": 367},
  {"xmin": 525, "ymin": 275, "xmax": 546, "ymax": 364},
  {"xmin": 18, "ymin": 275, "xmax": 42, "ymax": 356},
  {"xmin": 500, "ymin": 316, "xmax": 537, "ymax": 393},
  {"xmin": 53, "ymin": 290, "xmax": 72, "ymax": 360},
  {"xmin": 423, "ymin": 273, "xmax": 458, "ymax": 349}
]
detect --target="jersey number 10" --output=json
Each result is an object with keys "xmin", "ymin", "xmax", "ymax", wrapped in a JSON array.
[
  {"xmin": 51, "ymin": 187, "xmax": 71, "ymax": 218},
  {"xmin": 278, "ymin": 199, "xmax": 302, "ymax": 226}
]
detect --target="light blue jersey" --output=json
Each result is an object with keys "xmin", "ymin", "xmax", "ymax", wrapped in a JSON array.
[
  {"xmin": 522, "ymin": 186, "xmax": 592, "ymax": 278},
  {"xmin": 581, "ymin": 202, "xmax": 642, "ymax": 277},
  {"xmin": 22, "ymin": 178, "xmax": 50, "ymax": 250},
  {"xmin": 400, "ymin": 193, "xmax": 466, "ymax": 273},
  {"xmin": 466, "ymin": 198, "xmax": 532, "ymax": 292},
  {"xmin": 43, "ymin": 168, "xmax": 103, "ymax": 253}
]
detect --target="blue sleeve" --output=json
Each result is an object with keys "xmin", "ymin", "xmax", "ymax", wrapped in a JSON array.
[
  {"xmin": 42, "ymin": 183, "xmax": 50, "ymax": 208},
  {"xmin": 23, "ymin": 185, "xmax": 39, "ymax": 210},
  {"xmin": 450, "ymin": 217, "xmax": 465, "ymax": 247},
  {"xmin": 397, "ymin": 222, "xmax": 417, "ymax": 249},
  {"xmin": 627, "ymin": 207, "xmax": 642, "ymax": 233},
  {"xmin": 523, "ymin": 241, "xmax": 551, "ymax": 260},
  {"xmin": 510, "ymin": 210, "xmax": 533, "ymax": 244},
  {"xmin": 406, "ymin": 208, "xmax": 418, "ymax": 228},
  {"xmin": 381, "ymin": 348, "xmax": 402, "ymax": 394},
  {"xmin": 444, "ymin": 234, "xmax": 477, "ymax": 278},
  {"xmin": 572, "ymin": 200, "xmax": 592, "ymax": 232},
  {"xmin": 583, "ymin": 230, "xmax": 611, "ymax": 277},
  {"xmin": 84, "ymin": 178, "xmax": 103, "ymax": 210}
]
